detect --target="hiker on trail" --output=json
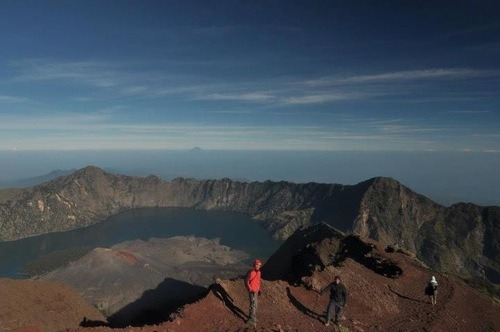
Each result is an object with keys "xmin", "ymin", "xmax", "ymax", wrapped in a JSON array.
[
  {"xmin": 245, "ymin": 259, "xmax": 262, "ymax": 326},
  {"xmin": 425, "ymin": 276, "xmax": 438, "ymax": 305},
  {"xmin": 317, "ymin": 275, "xmax": 348, "ymax": 326}
]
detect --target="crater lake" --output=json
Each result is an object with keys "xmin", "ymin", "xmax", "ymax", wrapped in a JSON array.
[{"xmin": 0, "ymin": 208, "xmax": 281, "ymax": 278}]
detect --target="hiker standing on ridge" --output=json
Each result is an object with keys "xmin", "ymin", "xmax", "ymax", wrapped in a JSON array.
[
  {"xmin": 245, "ymin": 259, "xmax": 262, "ymax": 327},
  {"xmin": 425, "ymin": 276, "xmax": 438, "ymax": 305},
  {"xmin": 317, "ymin": 275, "xmax": 348, "ymax": 326}
]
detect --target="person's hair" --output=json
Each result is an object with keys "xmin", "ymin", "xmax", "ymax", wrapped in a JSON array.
[{"xmin": 334, "ymin": 275, "xmax": 341, "ymax": 280}]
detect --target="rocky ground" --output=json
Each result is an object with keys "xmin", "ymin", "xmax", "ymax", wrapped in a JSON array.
[
  {"xmin": 139, "ymin": 239, "xmax": 500, "ymax": 332},
  {"xmin": 2, "ymin": 228, "xmax": 499, "ymax": 331},
  {"xmin": 0, "ymin": 279, "xmax": 104, "ymax": 331},
  {"xmin": 40, "ymin": 236, "xmax": 248, "ymax": 327}
]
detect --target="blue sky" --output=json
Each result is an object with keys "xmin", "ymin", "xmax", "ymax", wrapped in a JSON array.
[{"xmin": 0, "ymin": 1, "xmax": 499, "ymax": 151}]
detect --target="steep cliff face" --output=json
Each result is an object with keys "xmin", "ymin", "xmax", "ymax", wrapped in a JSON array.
[
  {"xmin": 349, "ymin": 178, "xmax": 500, "ymax": 282},
  {"xmin": 353, "ymin": 177, "xmax": 443, "ymax": 252},
  {"xmin": 0, "ymin": 167, "xmax": 171, "ymax": 241},
  {"xmin": 0, "ymin": 166, "xmax": 363, "ymax": 242},
  {"xmin": 0, "ymin": 166, "xmax": 499, "ymax": 283},
  {"xmin": 417, "ymin": 203, "xmax": 500, "ymax": 283}
]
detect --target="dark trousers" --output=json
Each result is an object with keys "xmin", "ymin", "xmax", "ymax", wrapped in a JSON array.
[
  {"xmin": 248, "ymin": 292, "xmax": 258, "ymax": 323},
  {"xmin": 326, "ymin": 299, "xmax": 342, "ymax": 322}
]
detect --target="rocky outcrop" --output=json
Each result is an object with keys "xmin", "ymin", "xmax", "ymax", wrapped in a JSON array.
[
  {"xmin": 263, "ymin": 223, "xmax": 403, "ymax": 282},
  {"xmin": 0, "ymin": 166, "xmax": 499, "ymax": 283}
]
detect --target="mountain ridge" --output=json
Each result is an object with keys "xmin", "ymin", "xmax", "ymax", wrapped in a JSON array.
[{"xmin": 0, "ymin": 166, "xmax": 498, "ymax": 283}]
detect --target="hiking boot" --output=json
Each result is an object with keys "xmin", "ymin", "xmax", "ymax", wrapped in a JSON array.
[{"xmin": 324, "ymin": 321, "xmax": 330, "ymax": 326}]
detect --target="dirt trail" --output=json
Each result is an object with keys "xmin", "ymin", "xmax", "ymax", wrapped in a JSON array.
[{"xmin": 384, "ymin": 274, "xmax": 455, "ymax": 331}]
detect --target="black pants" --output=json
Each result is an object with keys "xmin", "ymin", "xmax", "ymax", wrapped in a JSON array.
[{"xmin": 326, "ymin": 299, "xmax": 342, "ymax": 322}]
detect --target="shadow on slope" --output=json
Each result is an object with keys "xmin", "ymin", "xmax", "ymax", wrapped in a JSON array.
[
  {"xmin": 108, "ymin": 277, "xmax": 208, "ymax": 327},
  {"xmin": 387, "ymin": 285, "xmax": 427, "ymax": 304},
  {"xmin": 210, "ymin": 280, "xmax": 248, "ymax": 322},
  {"xmin": 285, "ymin": 286, "xmax": 321, "ymax": 320},
  {"xmin": 338, "ymin": 235, "xmax": 403, "ymax": 278}
]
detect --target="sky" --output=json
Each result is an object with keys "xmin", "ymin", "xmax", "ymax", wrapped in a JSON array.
[{"xmin": 0, "ymin": 0, "xmax": 499, "ymax": 152}]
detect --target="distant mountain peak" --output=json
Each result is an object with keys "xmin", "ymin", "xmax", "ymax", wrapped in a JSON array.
[
  {"xmin": 74, "ymin": 165, "xmax": 107, "ymax": 176},
  {"xmin": 189, "ymin": 147, "xmax": 204, "ymax": 152}
]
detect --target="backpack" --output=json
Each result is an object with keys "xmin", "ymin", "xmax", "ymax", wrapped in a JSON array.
[{"xmin": 425, "ymin": 282, "xmax": 437, "ymax": 295}]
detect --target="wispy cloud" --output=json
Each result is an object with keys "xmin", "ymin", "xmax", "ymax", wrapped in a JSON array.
[
  {"xmin": 11, "ymin": 60, "xmax": 128, "ymax": 88},
  {"xmin": 7, "ymin": 59, "xmax": 500, "ymax": 109},
  {"xmin": 0, "ymin": 116, "xmax": 335, "ymax": 150},
  {"xmin": 0, "ymin": 95, "xmax": 30, "ymax": 103},
  {"xmin": 379, "ymin": 124, "xmax": 451, "ymax": 134},
  {"xmin": 0, "ymin": 110, "xmax": 494, "ymax": 151},
  {"xmin": 281, "ymin": 93, "xmax": 355, "ymax": 105},
  {"xmin": 438, "ymin": 23, "xmax": 500, "ymax": 40},
  {"xmin": 446, "ymin": 110, "xmax": 492, "ymax": 114},
  {"xmin": 198, "ymin": 92, "xmax": 274, "ymax": 102},
  {"xmin": 472, "ymin": 134, "xmax": 500, "ymax": 138},
  {"xmin": 305, "ymin": 68, "xmax": 500, "ymax": 87},
  {"xmin": 323, "ymin": 134, "xmax": 401, "ymax": 141},
  {"xmin": 0, "ymin": 112, "xmax": 111, "ymax": 130},
  {"xmin": 207, "ymin": 109, "xmax": 261, "ymax": 115}
]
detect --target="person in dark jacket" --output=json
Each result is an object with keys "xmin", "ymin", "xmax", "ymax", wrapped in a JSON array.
[
  {"xmin": 245, "ymin": 259, "xmax": 262, "ymax": 326},
  {"xmin": 317, "ymin": 275, "xmax": 348, "ymax": 326}
]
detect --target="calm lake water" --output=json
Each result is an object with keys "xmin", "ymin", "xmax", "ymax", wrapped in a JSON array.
[{"xmin": 0, "ymin": 208, "xmax": 281, "ymax": 278}]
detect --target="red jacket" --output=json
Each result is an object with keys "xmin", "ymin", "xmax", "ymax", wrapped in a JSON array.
[{"xmin": 246, "ymin": 269, "xmax": 261, "ymax": 293}]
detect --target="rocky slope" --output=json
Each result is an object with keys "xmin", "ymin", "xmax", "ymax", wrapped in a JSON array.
[
  {"xmin": 67, "ymin": 223, "xmax": 500, "ymax": 332},
  {"xmin": 0, "ymin": 166, "xmax": 499, "ymax": 283},
  {"xmin": 40, "ymin": 236, "xmax": 248, "ymax": 327}
]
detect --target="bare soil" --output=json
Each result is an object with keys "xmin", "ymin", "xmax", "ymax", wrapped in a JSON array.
[
  {"xmin": 63, "ymin": 237, "xmax": 500, "ymax": 332},
  {"xmin": 0, "ymin": 279, "xmax": 105, "ymax": 332}
]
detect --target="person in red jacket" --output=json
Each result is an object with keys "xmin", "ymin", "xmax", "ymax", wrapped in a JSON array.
[{"xmin": 245, "ymin": 259, "xmax": 262, "ymax": 326}]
